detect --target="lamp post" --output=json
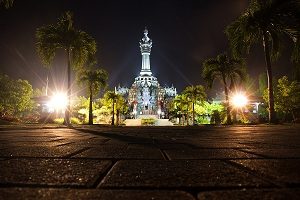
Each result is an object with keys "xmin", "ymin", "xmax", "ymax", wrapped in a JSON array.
[{"xmin": 231, "ymin": 92, "xmax": 248, "ymax": 122}]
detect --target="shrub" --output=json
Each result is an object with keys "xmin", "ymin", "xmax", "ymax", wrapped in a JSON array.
[
  {"xmin": 53, "ymin": 117, "xmax": 81, "ymax": 124},
  {"xmin": 53, "ymin": 118, "xmax": 64, "ymax": 124},
  {"xmin": 141, "ymin": 118, "xmax": 156, "ymax": 126},
  {"xmin": 71, "ymin": 117, "xmax": 81, "ymax": 124}
]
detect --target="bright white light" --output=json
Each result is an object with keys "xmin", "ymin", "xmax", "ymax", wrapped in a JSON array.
[
  {"xmin": 47, "ymin": 92, "xmax": 68, "ymax": 112},
  {"xmin": 232, "ymin": 93, "xmax": 248, "ymax": 107}
]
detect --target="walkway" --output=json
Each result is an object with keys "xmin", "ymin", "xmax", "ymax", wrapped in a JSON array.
[{"xmin": 0, "ymin": 125, "xmax": 299, "ymax": 199}]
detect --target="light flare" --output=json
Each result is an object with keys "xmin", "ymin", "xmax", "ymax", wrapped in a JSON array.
[
  {"xmin": 47, "ymin": 92, "xmax": 68, "ymax": 112},
  {"xmin": 231, "ymin": 92, "xmax": 248, "ymax": 108}
]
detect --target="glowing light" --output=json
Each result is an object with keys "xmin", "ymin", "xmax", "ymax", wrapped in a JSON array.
[
  {"xmin": 47, "ymin": 92, "xmax": 68, "ymax": 112},
  {"xmin": 231, "ymin": 93, "xmax": 248, "ymax": 108}
]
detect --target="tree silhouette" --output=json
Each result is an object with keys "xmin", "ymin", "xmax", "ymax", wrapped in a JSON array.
[
  {"xmin": 183, "ymin": 85, "xmax": 206, "ymax": 125},
  {"xmin": 202, "ymin": 53, "xmax": 246, "ymax": 124},
  {"xmin": 36, "ymin": 11, "xmax": 96, "ymax": 125},
  {"xmin": 226, "ymin": 0, "xmax": 300, "ymax": 123},
  {"xmin": 78, "ymin": 69, "xmax": 108, "ymax": 125}
]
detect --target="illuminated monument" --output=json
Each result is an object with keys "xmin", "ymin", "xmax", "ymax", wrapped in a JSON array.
[{"xmin": 116, "ymin": 28, "xmax": 177, "ymax": 119}]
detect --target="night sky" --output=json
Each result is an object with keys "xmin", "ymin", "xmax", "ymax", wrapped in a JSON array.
[{"xmin": 0, "ymin": 0, "xmax": 295, "ymax": 96}]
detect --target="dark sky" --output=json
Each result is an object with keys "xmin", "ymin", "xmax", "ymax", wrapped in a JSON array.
[{"xmin": 0, "ymin": 0, "xmax": 295, "ymax": 96}]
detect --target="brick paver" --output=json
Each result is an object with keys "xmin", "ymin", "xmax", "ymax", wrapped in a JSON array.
[{"xmin": 0, "ymin": 125, "xmax": 299, "ymax": 199}]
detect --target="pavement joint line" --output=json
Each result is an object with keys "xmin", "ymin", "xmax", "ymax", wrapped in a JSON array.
[
  {"xmin": 96, "ymin": 161, "xmax": 118, "ymax": 189},
  {"xmin": 51, "ymin": 138, "xmax": 66, "ymax": 142},
  {"xmin": 62, "ymin": 147, "xmax": 92, "ymax": 158},
  {"xmin": 55, "ymin": 142, "xmax": 75, "ymax": 147},
  {"xmin": 223, "ymin": 160, "xmax": 283, "ymax": 188},
  {"xmin": 0, "ymin": 156, "xmax": 79, "ymax": 159},
  {"xmin": 97, "ymin": 184, "xmax": 282, "ymax": 191},
  {"xmin": 159, "ymin": 149, "xmax": 171, "ymax": 160},
  {"xmin": 66, "ymin": 157, "xmax": 165, "ymax": 161},
  {"xmin": 236, "ymin": 149, "xmax": 273, "ymax": 159},
  {"xmin": 0, "ymin": 183, "xmax": 92, "ymax": 189}
]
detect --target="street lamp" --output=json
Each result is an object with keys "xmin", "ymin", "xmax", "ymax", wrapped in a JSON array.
[
  {"xmin": 231, "ymin": 92, "xmax": 248, "ymax": 108},
  {"xmin": 47, "ymin": 92, "xmax": 68, "ymax": 113},
  {"xmin": 230, "ymin": 92, "xmax": 249, "ymax": 123}
]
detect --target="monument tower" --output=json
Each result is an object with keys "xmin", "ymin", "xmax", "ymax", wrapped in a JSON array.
[
  {"xmin": 116, "ymin": 28, "xmax": 177, "ymax": 119},
  {"xmin": 140, "ymin": 28, "xmax": 152, "ymax": 76}
]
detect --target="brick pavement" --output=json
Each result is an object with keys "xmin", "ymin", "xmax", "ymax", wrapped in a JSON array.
[{"xmin": 0, "ymin": 125, "xmax": 299, "ymax": 199}]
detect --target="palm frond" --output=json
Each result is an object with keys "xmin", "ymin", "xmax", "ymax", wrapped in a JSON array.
[{"xmin": 0, "ymin": 0, "xmax": 13, "ymax": 8}]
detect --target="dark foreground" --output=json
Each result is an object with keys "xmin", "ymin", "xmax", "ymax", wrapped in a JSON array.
[{"xmin": 0, "ymin": 124, "xmax": 299, "ymax": 199}]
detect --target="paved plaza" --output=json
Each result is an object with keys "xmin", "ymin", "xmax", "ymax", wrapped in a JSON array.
[{"xmin": 0, "ymin": 124, "xmax": 299, "ymax": 199}]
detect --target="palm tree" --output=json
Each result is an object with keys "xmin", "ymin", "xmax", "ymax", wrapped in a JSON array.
[
  {"xmin": 115, "ymin": 95, "xmax": 128, "ymax": 125},
  {"xmin": 36, "ymin": 11, "xmax": 96, "ymax": 125},
  {"xmin": 78, "ymin": 69, "xmax": 108, "ymax": 125},
  {"xmin": 226, "ymin": 0, "xmax": 300, "ymax": 123},
  {"xmin": 173, "ymin": 94, "xmax": 189, "ymax": 125},
  {"xmin": 105, "ymin": 91, "xmax": 119, "ymax": 125},
  {"xmin": 0, "ymin": 0, "xmax": 13, "ymax": 8},
  {"xmin": 202, "ymin": 53, "xmax": 246, "ymax": 124},
  {"xmin": 183, "ymin": 85, "xmax": 207, "ymax": 125}
]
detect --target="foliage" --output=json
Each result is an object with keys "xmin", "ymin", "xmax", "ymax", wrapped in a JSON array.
[
  {"xmin": 202, "ymin": 53, "xmax": 246, "ymax": 89},
  {"xmin": 226, "ymin": 0, "xmax": 300, "ymax": 61},
  {"xmin": 53, "ymin": 117, "xmax": 81, "ymax": 124},
  {"xmin": 263, "ymin": 76, "xmax": 300, "ymax": 121},
  {"xmin": 36, "ymin": 11, "xmax": 96, "ymax": 68},
  {"xmin": 53, "ymin": 118, "xmax": 64, "ymax": 124},
  {"xmin": 33, "ymin": 87, "xmax": 47, "ymax": 97},
  {"xmin": 170, "ymin": 94, "xmax": 189, "ymax": 125},
  {"xmin": 94, "ymin": 105, "xmax": 111, "ymax": 124},
  {"xmin": 194, "ymin": 101, "xmax": 225, "ymax": 124},
  {"xmin": 182, "ymin": 85, "xmax": 207, "ymax": 125},
  {"xmin": 78, "ymin": 69, "xmax": 108, "ymax": 96},
  {"xmin": 0, "ymin": 0, "xmax": 13, "ymax": 8},
  {"xmin": 72, "ymin": 96, "xmax": 90, "ymax": 123},
  {"xmin": 141, "ymin": 118, "xmax": 156, "ymax": 126},
  {"xmin": 202, "ymin": 52, "xmax": 246, "ymax": 124},
  {"xmin": 101, "ymin": 91, "xmax": 128, "ymax": 125},
  {"xmin": 210, "ymin": 110, "xmax": 222, "ymax": 125},
  {"xmin": 0, "ymin": 74, "xmax": 35, "ymax": 120},
  {"xmin": 36, "ymin": 11, "xmax": 97, "ymax": 124},
  {"xmin": 226, "ymin": 0, "xmax": 300, "ymax": 123},
  {"xmin": 78, "ymin": 68, "xmax": 108, "ymax": 124}
]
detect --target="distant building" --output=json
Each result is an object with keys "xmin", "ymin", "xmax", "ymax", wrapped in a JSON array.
[{"xmin": 115, "ymin": 28, "xmax": 177, "ymax": 119}]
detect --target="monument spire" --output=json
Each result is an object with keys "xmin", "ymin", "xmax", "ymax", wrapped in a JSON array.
[{"xmin": 139, "ymin": 27, "xmax": 152, "ymax": 76}]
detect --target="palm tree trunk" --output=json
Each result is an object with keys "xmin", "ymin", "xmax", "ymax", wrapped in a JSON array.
[
  {"xmin": 263, "ymin": 31, "xmax": 276, "ymax": 123},
  {"xmin": 230, "ymin": 79, "xmax": 237, "ymax": 123},
  {"xmin": 192, "ymin": 102, "xmax": 195, "ymax": 125},
  {"xmin": 116, "ymin": 109, "xmax": 120, "ymax": 125},
  {"xmin": 111, "ymin": 100, "xmax": 115, "ymax": 125},
  {"xmin": 186, "ymin": 107, "xmax": 189, "ymax": 126},
  {"xmin": 223, "ymin": 76, "xmax": 232, "ymax": 124},
  {"xmin": 88, "ymin": 85, "xmax": 93, "ymax": 125},
  {"xmin": 64, "ymin": 48, "xmax": 71, "ymax": 125}
]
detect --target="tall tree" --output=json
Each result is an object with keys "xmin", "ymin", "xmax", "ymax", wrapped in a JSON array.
[
  {"xmin": 263, "ymin": 76, "xmax": 300, "ymax": 121},
  {"xmin": 0, "ymin": 0, "xmax": 13, "ymax": 8},
  {"xmin": 115, "ymin": 95, "xmax": 128, "ymax": 125},
  {"xmin": 182, "ymin": 85, "xmax": 207, "ymax": 125},
  {"xmin": 78, "ymin": 69, "xmax": 108, "ymax": 125},
  {"xmin": 36, "ymin": 11, "xmax": 96, "ymax": 125},
  {"xmin": 173, "ymin": 94, "xmax": 189, "ymax": 125},
  {"xmin": 105, "ymin": 91, "xmax": 119, "ymax": 125},
  {"xmin": 0, "ymin": 74, "xmax": 34, "ymax": 118},
  {"xmin": 226, "ymin": 0, "xmax": 300, "ymax": 123},
  {"xmin": 202, "ymin": 53, "xmax": 246, "ymax": 124}
]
